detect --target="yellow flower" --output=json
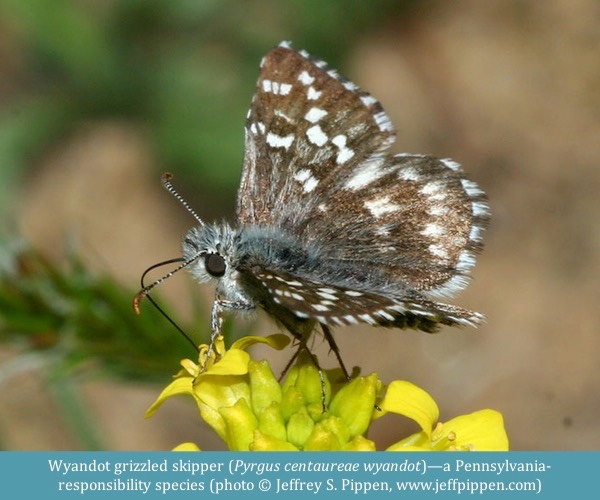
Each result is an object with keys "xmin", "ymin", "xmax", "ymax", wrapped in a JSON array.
[
  {"xmin": 381, "ymin": 380, "xmax": 509, "ymax": 451},
  {"xmin": 145, "ymin": 334, "xmax": 289, "ymax": 450},
  {"xmin": 146, "ymin": 337, "xmax": 508, "ymax": 451}
]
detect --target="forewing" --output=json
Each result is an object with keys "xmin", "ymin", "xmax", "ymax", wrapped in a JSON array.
[
  {"xmin": 237, "ymin": 42, "xmax": 489, "ymax": 298},
  {"xmin": 237, "ymin": 41, "xmax": 395, "ymax": 225}
]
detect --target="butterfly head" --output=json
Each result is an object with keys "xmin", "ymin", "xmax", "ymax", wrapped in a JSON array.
[
  {"xmin": 182, "ymin": 223, "xmax": 237, "ymax": 283},
  {"xmin": 182, "ymin": 222, "xmax": 261, "ymax": 313}
]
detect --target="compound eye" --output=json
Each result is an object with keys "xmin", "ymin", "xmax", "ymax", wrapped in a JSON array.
[{"xmin": 205, "ymin": 253, "xmax": 226, "ymax": 277}]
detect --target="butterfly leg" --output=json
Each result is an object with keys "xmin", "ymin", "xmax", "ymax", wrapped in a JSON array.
[
  {"xmin": 278, "ymin": 342, "xmax": 302, "ymax": 382},
  {"xmin": 320, "ymin": 323, "xmax": 351, "ymax": 380},
  {"xmin": 282, "ymin": 326, "xmax": 328, "ymax": 412},
  {"xmin": 203, "ymin": 295, "xmax": 253, "ymax": 370}
]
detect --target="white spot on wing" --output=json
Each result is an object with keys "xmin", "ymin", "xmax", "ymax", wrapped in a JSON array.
[
  {"xmin": 306, "ymin": 125, "xmax": 328, "ymax": 146},
  {"xmin": 317, "ymin": 291, "xmax": 337, "ymax": 301},
  {"xmin": 428, "ymin": 244, "xmax": 449, "ymax": 259},
  {"xmin": 457, "ymin": 251, "xmax": 476, "ymax": 271},
  {"xmin": 342, "ymin": 80, "xmax": 358, "ymax": 91},
  {"xmin": 376, "ymin": 310, "xmax": 395, "ymax": 321},
  {"xmin": 421, "ymin": 181, "xmax": 447, "ymax": 201},
  {"xmin": 469, "ymin": 224, "xmax": 484, "ymax": 242},
  {"xmin": 421, "ymin": 181, "xmax": 444, "ymax": 195},
  {"xmin": 304, "ymin": 107, "xmax": 328, "ymax": 123},
  {"xmin": 331, "ymin": 134, "xmax": 355, "ymax": 164},
  {"xmin": 364, "ymin": 196, "xmax": 401, "ymax": 218},
  {"xmin": 461, "ymin": 179, "xmax": 485, "ymax": 198},
  {"xmin": 298, "ymin": 70, "xmax": 315, "ymax": 85},
  {"xmin": 262, "ymin": 79, "xmax": 291, "ymax": 96},
  {"xmin": 427, "ymin": 274, "xmax": 469, "ymax": 298},
  {"xmin": 266, "ymin": 132, "xmax": 294, "ymax": 150},
  {"xmin": 442, "ymin": 158, "xmax": 462, "ymax": 171},
  {"xmin": 294, "ymin": 169, "xmax": 311, "ymax": 182},
  {"xmin": 320, "ymin": 300, "xmax": 336, "ymax": 306},
  {"xmin": 421, "ymin": 223, "xmax": 445, "ymax": 237},
  {"xmin": 294, "ymin": 168, "xmax": 319, "ymax": 193},
  {"xmin": 389, "ymin": 304, "xmax": 406, "ymax": 314},
  {"xmin": 472, "ymin": 201, "xmax": 490, "ymax": 217},
  {"xmin": 303, "ymin": 176, "xmax": 318, "ymax": 192},
  {"xmin": 344, "ymin": 158, "xmax": 386, "ymax": 190},
  {"xmin": 360, "ymin": 95, "xmax": 377, "ymax": 106},
  {"xmin": 279, "ymin": 83, "xmax": 292, "ymax": 95},
  {"xmin": 343, "ymin": 315, "xmax": 358, "ymax": 324},
  {"xmin": 397, "ymin": 167, "xmax": 421, "ymax": 181},
  {"xmin": 374, "ymin": 111, "xmax": 394, "ymax": 132},
  {"xmin": 359, "ymin": 313, "xmax": 376, "ymax": 325},
  {"xmin": 428, "ymin": 205, "xmax": 450, "ymax": 216},
  {"xmin": 307, "ymin": 86, "xmax": 322, "ymax": 100}
]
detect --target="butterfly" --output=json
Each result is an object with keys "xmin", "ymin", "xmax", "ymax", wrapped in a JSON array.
[{"xmin": 135, "ymin": 41, "xmax": 489, "ymax": 377}]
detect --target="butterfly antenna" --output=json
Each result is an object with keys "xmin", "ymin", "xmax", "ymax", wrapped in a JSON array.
[
  {"xmin": 161, "ymin": 172, "xmax": 205, "ymax": 227},
  {"xmin": 133, "ymin": 255, "xmax": 202, "ymax": 352}
]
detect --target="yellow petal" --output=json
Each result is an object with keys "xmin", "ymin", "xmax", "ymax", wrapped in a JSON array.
[
  {"xmin": 145, "ymin": 377, "xmax": 194, "ymax": 418},
  {"xmin": 231, "ymin": 334, "xmax": 290, "ymax": 352},
  {"xmin": 180, "ymin": 359, "xmax": 200, "ymax": 376},
  {"xmin": 212, "ymin": 335, "xmax": 226, "ymax": 355},
  {"xmin": 172, "ymin": 442, "xmax": 201, "ymax": 451},
  {"xmin": 387, "ymin": 431, "xmax": 432, "ymax": 451},
  {"xmin": 197, "ymin": 400, "xmax": 227, "ymax": 442},
  {"xmin": 437, "ymin": 409, "xmax": 509, "ymax": 451},
  {"xmin": 194, "ymin": 375, "xmax": 251, "ymax": 411},
  {"xmin": 200, "ymin": 349, "xmax": 250, "ymax": 377},
  {"xmin": 380, "ymin": 380, "xmax": 439, "ymax": 436}
]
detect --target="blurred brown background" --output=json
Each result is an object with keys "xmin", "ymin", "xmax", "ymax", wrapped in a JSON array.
[{"xmin": 1, "ymin": 0, "xmax": 599, "ymax": 450}]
